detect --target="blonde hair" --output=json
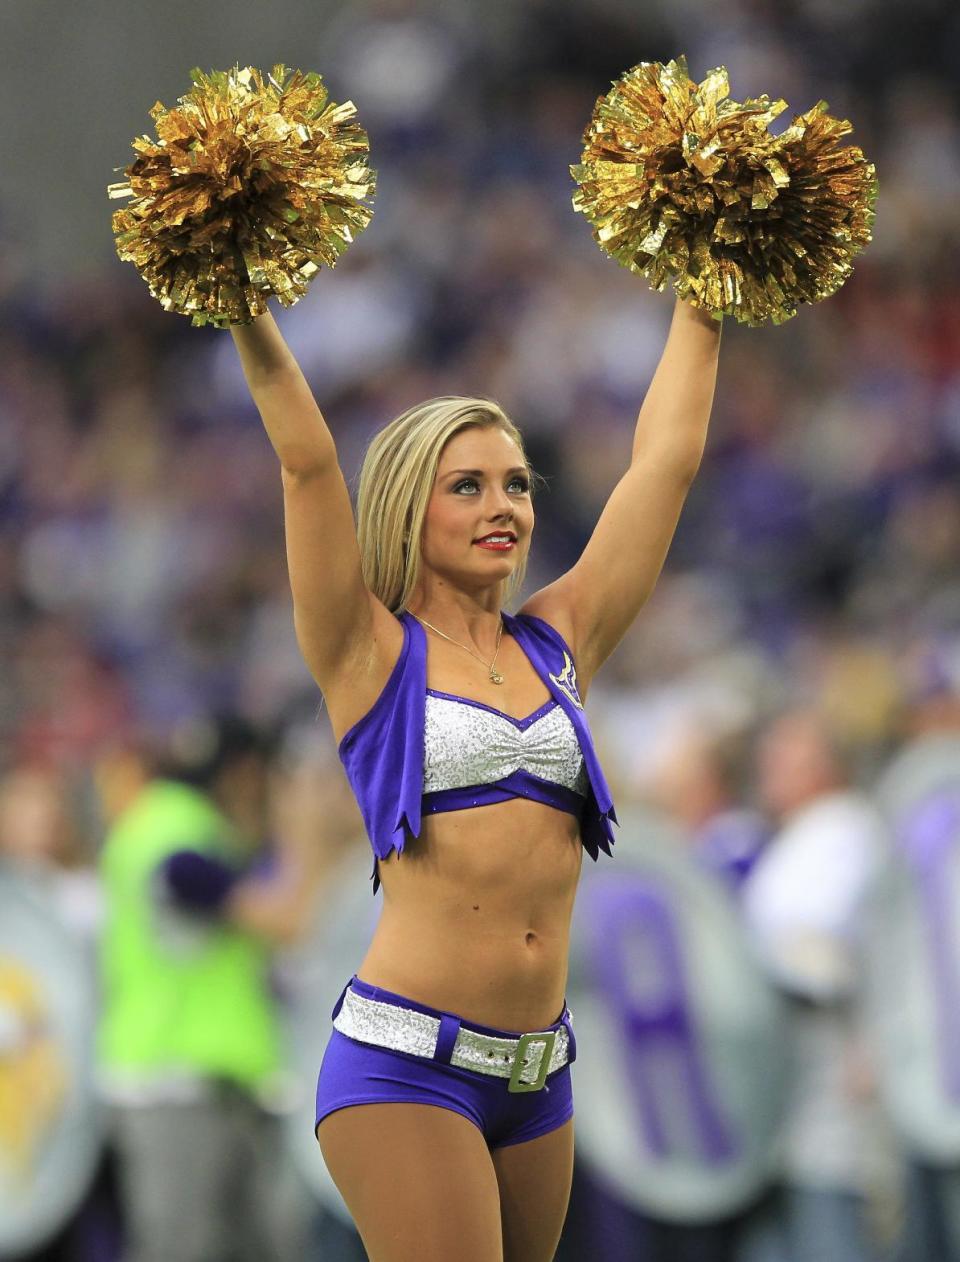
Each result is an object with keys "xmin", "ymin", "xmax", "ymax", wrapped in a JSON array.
[{"xmin": 356, "ymin": 396, "xmax": 533, "ymax": 614}]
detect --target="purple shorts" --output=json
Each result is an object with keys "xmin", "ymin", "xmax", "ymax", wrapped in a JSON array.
[{"xmin": 314, "ymin": 976, "xmax": 575, "ymax": 1150}]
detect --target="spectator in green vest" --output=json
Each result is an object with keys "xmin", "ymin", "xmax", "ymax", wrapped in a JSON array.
[{"xmin": 95, "ymin": 715, "xmax": 320, "ymax": 1262}]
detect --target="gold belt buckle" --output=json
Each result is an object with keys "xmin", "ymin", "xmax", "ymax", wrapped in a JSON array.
[{"xmin": 508, "ymin": 1030, "xmax": 557, "ymax": 1093}]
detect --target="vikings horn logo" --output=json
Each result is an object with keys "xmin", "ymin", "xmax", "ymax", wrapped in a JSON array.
[{"xmin": 550, "ymin": 652, "xmax": 583, "ymax": 710}]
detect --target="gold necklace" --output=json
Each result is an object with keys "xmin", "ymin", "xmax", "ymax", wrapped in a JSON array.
[{"xmin": 412, "ymin": 613, "xmax": 505, "ymax": 684}]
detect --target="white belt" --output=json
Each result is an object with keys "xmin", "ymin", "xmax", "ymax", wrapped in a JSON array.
[{"xmin": 333, "ymin": 987, "xmax": 572, "ymax": 1093}]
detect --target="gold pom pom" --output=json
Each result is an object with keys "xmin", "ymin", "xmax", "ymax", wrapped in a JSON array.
[
  {"xmin": 571, "ymin": 56, "xmax": 877, "ymax": 326},
  {"xmin": 108, "ymin": 66, "xmax": 376, "ymax": 327}
]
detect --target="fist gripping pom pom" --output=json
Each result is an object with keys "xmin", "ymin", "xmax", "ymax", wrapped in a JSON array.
[
  {"xmin": 109, "ymin": 66, "xmax": 376, "ymax": 327},
  {"xmin": 572, "ymin": 56, "xmax": 877, "ymax": 326}
]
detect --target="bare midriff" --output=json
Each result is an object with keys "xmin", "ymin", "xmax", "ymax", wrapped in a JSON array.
[{"xmin": 356, "ymin": 796, "xmax": 583, "ymax": 1033}]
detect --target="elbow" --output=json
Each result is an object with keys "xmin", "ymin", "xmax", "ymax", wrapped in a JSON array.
[
  {"xmin": 676, "ymin": 452, "xmax": 704, "ymax": 487},
  {"xmin": 281, "ymin": 452, "xmax": 335, "ymax": 484},
  {"xmin": 666, "ymin": 434, "xmax": 708, "ymax": 485},
  {"xmin": 633, "ymin": 443, "xmax": 704, "ymax": 486}
]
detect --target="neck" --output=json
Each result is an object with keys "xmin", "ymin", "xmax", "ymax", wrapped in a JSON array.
[
  {"xmin": 414, "ymin": 610, "xmax": 505, "ymax": 656},
  {"xmin": 407, "ymin": 586, "xmax": 505, "ymax": 644}
]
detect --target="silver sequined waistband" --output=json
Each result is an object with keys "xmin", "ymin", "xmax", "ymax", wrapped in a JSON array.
[{"xmin": 333, "ymin": 986, "xmax": 571, "ymax": 1091}]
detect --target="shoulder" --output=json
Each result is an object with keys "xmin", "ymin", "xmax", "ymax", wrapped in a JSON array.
[
  {"xmin": 517, "ymin": 578, "xmax": 607, "ymax": 697},
  {"xmin": 514, "ymin": 595, "xmax": 591, "ymax": 699},
  {"xmin": 509, "ymin": 606, "xmax": 574, "ymax": 663},
  {"xmin": 517, "ymin": 592, "xmax": 577, "ymax": 653},
  {"xmin": 324, "ymin": 601, "xmax": 413, "ymax": 747}
]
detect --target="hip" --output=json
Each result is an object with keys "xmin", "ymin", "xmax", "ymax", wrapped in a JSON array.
[{"xmin": 314, "ymin": 974, "xmax": 577, "ymax": 1149}]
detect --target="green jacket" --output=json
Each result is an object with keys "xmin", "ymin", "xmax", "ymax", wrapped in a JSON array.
[{"xmin": 98, "ymin": 780, "xmax": 281, "ymax": 1089}]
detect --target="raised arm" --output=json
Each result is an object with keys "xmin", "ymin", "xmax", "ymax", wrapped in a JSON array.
[
  {"xmin": 231, "ymin": 313, "xmax": 382, "ymax": 691},
  {"xmin": 521, "ymin": 297, "xmax": 722, "ymax": 688}
]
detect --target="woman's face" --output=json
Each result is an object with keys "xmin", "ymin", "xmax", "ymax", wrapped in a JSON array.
[{"xmin": 420, "ymin": 425, "xmax": 534, "ymax": 592}]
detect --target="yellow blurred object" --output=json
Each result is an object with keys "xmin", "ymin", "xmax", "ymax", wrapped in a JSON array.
[
  {"xmin": 572, "ymin": 56, "xmax": 877, "ymax": 325},
  {"xmin": 0, "ymin": 961, "xmax": 67, "ymax": 1180},
  {"xmin": 109, "ymin": 65, "xmax": 376, "ymax": 327}
]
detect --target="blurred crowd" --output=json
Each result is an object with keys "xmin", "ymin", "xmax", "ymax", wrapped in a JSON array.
[{"xmin": 2, "ymin": 0, "xmax": 960, "ymax": 1258}]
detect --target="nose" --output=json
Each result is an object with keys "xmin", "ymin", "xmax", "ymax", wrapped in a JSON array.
[{"xmin": 485, "ymin": 484, "xmax": 515, "ymax": 520}]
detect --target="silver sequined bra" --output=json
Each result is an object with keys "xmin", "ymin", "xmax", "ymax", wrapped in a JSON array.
[{"xmin": 422, "ymin": 689, "xmax": 589, "ymax": 805}]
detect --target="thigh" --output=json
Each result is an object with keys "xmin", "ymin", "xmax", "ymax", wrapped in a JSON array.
[
  {"xmin": 317, "ymin": 1102, "xmax": 504, "ymax": 1262},
  {"xmin": 492, "ymin": 1117, "xmax": 575, "ymax": 1262}
]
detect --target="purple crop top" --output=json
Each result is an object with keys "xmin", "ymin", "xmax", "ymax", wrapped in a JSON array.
[{"xmin": 337, "ymin": 610, "xmax": 618, "ymax": 892}]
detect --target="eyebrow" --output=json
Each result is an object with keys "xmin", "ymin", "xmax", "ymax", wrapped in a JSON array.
[{"xmin": 443, "ymin": 467, "xmax": 529, "ymax": 479}]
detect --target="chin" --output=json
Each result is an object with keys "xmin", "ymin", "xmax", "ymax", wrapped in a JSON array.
[
  {"xmin": 462, "ymin": 561, "xmax": 516, "ymax": 590},
  {"xmin": 473, "ymin": 557, "xmax": 517, "ymax": 576}
]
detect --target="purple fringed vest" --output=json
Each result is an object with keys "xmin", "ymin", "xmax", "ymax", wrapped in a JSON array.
[{"xmin": 337, "ymin": 609, "xmax": 618, "ymax": 893}]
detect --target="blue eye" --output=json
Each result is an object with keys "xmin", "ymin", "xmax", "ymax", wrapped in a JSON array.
[{"xmin": 452, "ymin": 476, "xmax": 531, "ymax": 494}]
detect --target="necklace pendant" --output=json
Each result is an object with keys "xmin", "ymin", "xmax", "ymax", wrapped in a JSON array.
[{"xmin": 489, "ymin": 670, "xmax": 504, "ymax": 685}]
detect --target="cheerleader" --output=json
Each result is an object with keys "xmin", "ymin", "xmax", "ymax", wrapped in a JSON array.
[{"xmin": 229, "ymin": 295, "xmax": 721, "ymax": 1261}]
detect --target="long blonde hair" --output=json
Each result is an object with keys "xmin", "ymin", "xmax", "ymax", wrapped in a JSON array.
[{"xmin": 356, "ymin": 396, "xmax": 533, "ymax": 614}]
